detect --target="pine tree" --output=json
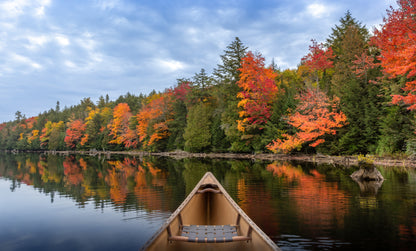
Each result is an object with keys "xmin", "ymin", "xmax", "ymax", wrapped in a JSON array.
[
  {"xmin": 189, "ymin": 68, "xmax": 213, "ymax": 103},
  {"xmin": 326, "ymin": 11, "xmax": 368, "ymax": 60},
  {"xmin": 183, "ymin": 103, "xmax": 212, "ymax": 152},
  {"xmin": 212, "ymin": 37, "xmax": 248, "ymax": 152},
  {"xmin": 166, "ymin": 80, "xmax": 191, "ymax": 151},
  {"xmin": 213, "ymin": 37, "xmax": 248, "ymax": 85},
  {"xmin": 328, "ymin": 15, "xmax": 382, "ymax": 154},
  {"xmin": 376, "ymin": 105, "xmax": 413, "ymax": 155}
]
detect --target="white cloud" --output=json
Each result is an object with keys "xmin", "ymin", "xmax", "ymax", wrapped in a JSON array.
[
  {"xmin": 10, "ymin": 53, "xmax": 42, "ymax": 70},
  {"xmin": 306, "ymin": 3, "xmax": 329, "ymax": 19},
  {"xmin": 272, "ymin": 56, "xmax": 290, "ymax": 69},
  {"xmin": 0, "ymin": 0, "xmax": 51, "ymax": 19},
  {"xmin": 26, "ymin": 35, "xmax": 49, "ymax": 50},
  {"xmin": 34, "ymin": 0, "xmax": 51, "ymax": 17},
  {"xmin": 24, "ymin": 33, "xmax": 70, "ymax": 51},
  {"xmin": 98, "ymin": 0, "xmax": 118, "ymax": 10},
  {"xmin": 155, "ymin": 59, "xmax": 186, "ymax": 73},
  {"xmin": 55, "ymin": 34, "xmax": 70, "ymax": 47},
  {"xmin": 0, "ymin": 0, "xmax": 29, "ymax": 18},
  {"xmin": 64, "ymin": 60, "xmax": 76, "ymax": 69},
  {"xmin": 94, "ymin": 0, "xmax": 122, "ymax": 11},
  {"xmin": 35, "ymin": 6, "xmax": 46, "ymax": 17}
]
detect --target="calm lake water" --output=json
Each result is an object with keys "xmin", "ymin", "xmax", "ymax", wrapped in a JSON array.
[{"xmin": 0, "ymin": 153, "xmax": 415, "ymax": 250}]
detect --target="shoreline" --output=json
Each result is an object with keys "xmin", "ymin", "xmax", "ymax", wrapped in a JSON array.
[{"xmin": 3, "ymin": 149, "xmax": 416, "ymax": 168}]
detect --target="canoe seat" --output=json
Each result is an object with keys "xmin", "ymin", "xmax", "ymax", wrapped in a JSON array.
[
  {"xmin": 182, "ymin": 224, "xmax": 237, "ymax": 243},
  {"xmin": 168, "ymin": 212, "xmax": 252, "ymax": 243},
  {"xmin": 169, "ymin": 224, "xmax": 252, "ymax": 243}
]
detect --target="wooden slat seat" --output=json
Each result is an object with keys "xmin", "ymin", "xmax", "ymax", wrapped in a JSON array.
[
  {"xmin": 169, "ymin": 224, "xmax": 252, "ymax": 243},
  {"xmin": 181, "ymin": 224, "xmax": 238, "ymax": 243},
  {"xmin": 168, "ymin": 213, "xmax": 252, "ymax": 243}
]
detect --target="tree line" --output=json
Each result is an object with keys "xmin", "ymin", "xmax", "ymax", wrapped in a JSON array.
[{"xmin": 1, "ymin": 2, "xmax": 415, "ymax": 156}]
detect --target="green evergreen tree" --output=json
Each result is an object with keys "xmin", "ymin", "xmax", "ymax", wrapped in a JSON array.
[
  {"xmin": 213, "ymin": 37, "xmax": 247, "ymax": 84},
  {"xmin": 183, "ymin": 103, "xmax": 212, "ymax": 152},
  {"xmin": 376, "ymin": 75, "xmax": 415, "ymax": 155},
  {"xmin": 326, "ymin": 11, "xmax": 368, "ymax": 60},
  {"xmin": 212, "ymin": 37, "xmax": 248, "ymax": 152},
  {"xmin": 189, "ymin": 68, "xmax": 213, "ymax": 103},
  {"xmin": 376, "ymin": 105, "xmax": 413, "ymax": 155},
  {"xmin": 210, "ymin": 110, "xmax": 229, "ymax": 152},
  {"xmin": 327, "ymin": 14, "xmax": 382, "ymax": 154},
  {"xmin": 166, "ymin": 99, "xmax": 187, "ymax": 150}
]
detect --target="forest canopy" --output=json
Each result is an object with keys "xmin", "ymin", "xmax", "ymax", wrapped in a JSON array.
[{"xmin": 1, "ymin": 1, "xmax": 416, "ymax": 156}]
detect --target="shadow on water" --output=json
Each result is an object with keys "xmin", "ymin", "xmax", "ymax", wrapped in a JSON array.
[{"xmin": 0, "ymin": 153, "xmax": 415, "ymax": 250}]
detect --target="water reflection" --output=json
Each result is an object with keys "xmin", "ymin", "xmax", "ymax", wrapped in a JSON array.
[
  {"xmin": 353, "ymin": 179, "xmax": 383, "ymax": 196},
  {"xmin": 0, "ymin": 154, "xmax": 183, "ymax": 214},
  {"xmin": 1, "ymin": 153, "xmax": 416, "ymax": 250},
  {"xmin": 267, "ymin": 162, "xmax": 350, "ymax": 233}
]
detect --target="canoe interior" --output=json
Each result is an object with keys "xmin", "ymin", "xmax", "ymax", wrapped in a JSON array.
[{"xmin": 142, "ymin": 172, "xmax": 279, "ymax": 251}]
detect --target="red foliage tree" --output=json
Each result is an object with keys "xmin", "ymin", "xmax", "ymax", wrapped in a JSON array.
[
  {"xmin": 372, "ymin": 0, "xmax": 416, "ymax": 109},
  {"xmin": 267, "ymin": 89, "xmax": 347, "ymax": 153},
  {"xmin": 301, "ymin": 39, "xmax": 334, "ymax": 84},
  {"xmin": 237, "ymin": 51, "xmax": 278, "ymax": 132},
  {"xmin": 173, "ymin": 81, "xmax": 191, "ymax": 102}
]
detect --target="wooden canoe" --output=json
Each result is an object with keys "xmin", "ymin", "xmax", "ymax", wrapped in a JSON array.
[{"xmin": 141, "ymin": 172, "xmax": 280, "ymax": 251}]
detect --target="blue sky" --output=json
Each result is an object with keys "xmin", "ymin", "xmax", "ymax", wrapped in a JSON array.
[{"xmin": 0, "ymin": 0, "xmax": 397, "ymax": 122}]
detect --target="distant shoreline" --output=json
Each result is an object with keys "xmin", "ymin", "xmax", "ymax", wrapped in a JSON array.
[{"xmin": 3, "ymin": 149, "xmax": 416, "ymax": 168}]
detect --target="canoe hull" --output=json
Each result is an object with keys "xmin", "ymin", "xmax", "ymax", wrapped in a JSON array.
[{"xmin": 141, "ymin": 172, "xmax": 279, "ymax": 251}]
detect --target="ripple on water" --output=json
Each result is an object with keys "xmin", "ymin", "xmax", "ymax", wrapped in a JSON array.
[{"xmin": 278, "ymin": 234, "xmax": 352, "ymax": 250}]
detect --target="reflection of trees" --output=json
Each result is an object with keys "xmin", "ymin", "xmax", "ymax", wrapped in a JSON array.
[
  {"xmin": 182, "ymin": 159, "xmax": 210, "ymax": 194},
  {"xmin": 134, "ymin": 164, "xmax": 163, "ymax": 211},
  {"xmin": 267, "ymin": 161, "xmax": 350, "ymax": 230},
  {"xmin": 236, "ymin": 177, "xmax": 278, "ymax": 235},
  {"xmin": 0, "ymin": 153, "xmax": 176, "ymax": 213},
  {"xmin": 399, "ymin": 218, "xmax": 416, "ymax": 244},
  {"xmin": 352, "ymin": 179, "xmax": 383, "ymax": 197},
  {"xmin": 64, "ymin": 156, "xmax": 84, "ymax": 185}
]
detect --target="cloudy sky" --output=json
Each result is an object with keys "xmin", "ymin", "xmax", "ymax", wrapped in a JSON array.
[{"xmin": 0, "ymin": 0, "xmax": 397, "ymax": 122}]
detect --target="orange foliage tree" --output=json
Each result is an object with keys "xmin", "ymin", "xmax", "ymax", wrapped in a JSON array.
[
  {"xmin": 108, "ymin": 103, "xmax": 138, "ymax": 148},
  {"xmin": 372, "ymin": 0, "xmax": 416, "ymax": 109},
  {"xmin": 64, "ymin": 119, "xmax": 86, "ymax": 149},
  {"xmin": 267, "ymin": 88, "xmax": 347, "ymax": 153},
  {"xmin": 236, "ymin": 51, "xmax": 278, "ymax": 132},
  {"xmin": 136, "ymin": 93, "xmax": 173, "ymax": 147}
]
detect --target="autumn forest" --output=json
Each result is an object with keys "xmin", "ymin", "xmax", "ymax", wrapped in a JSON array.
[{"xmin": 1, "ymin": 1, "xmax": 416, "ymax": 156}]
